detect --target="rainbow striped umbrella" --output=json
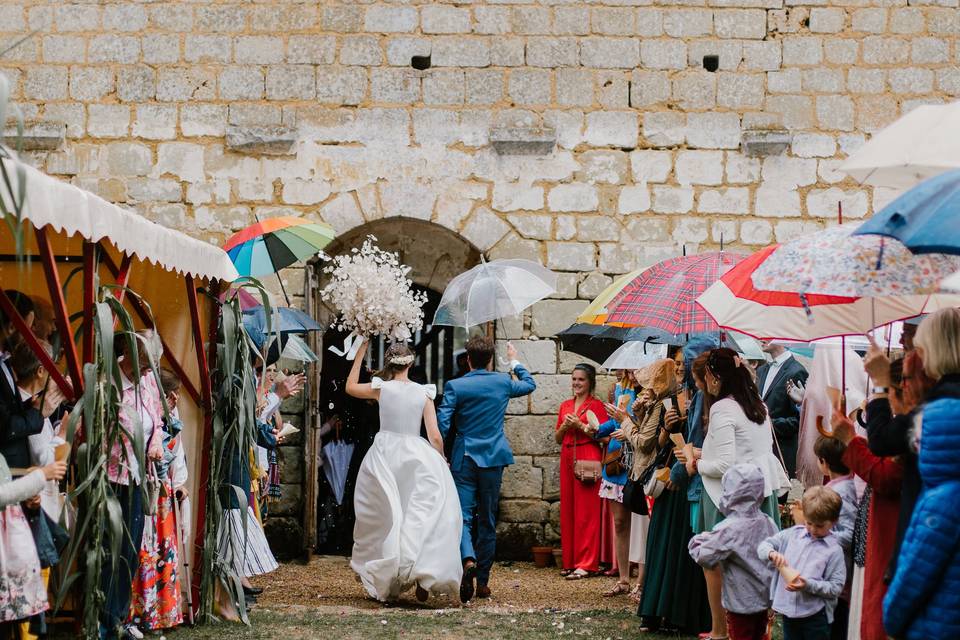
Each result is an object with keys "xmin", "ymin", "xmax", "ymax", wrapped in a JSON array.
[{"xmin": 223, "ymin": 216, "xmax": 335, "ymax": 277}]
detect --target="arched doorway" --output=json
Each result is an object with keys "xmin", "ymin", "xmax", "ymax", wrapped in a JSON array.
[{"xmin": 303, "ymin": 219, "xmax": 483, "ymax": 554}]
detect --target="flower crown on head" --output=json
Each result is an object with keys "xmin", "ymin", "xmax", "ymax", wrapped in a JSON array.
[{"xmin": 389, "ymin": 354, "xmax": 415, "ymax": 366}]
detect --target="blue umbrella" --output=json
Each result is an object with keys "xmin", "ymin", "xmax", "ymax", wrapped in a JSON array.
[
  {"xmin": 854, "ymin": 169, "xmax": 960, "ymax": 255},
  {"xmin": 242, "ymin": 307, "xmax": 323, "ymax": 349}
]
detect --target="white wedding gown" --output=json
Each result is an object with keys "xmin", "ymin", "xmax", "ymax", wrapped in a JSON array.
[{"xmin": 350, "ymin": 378, "xmax": 463, "ymax": 601}]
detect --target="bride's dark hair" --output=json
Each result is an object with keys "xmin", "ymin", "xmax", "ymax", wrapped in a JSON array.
[{"xmin": 375, "ymin": 343, "xmax": 415, "ymax": 381}]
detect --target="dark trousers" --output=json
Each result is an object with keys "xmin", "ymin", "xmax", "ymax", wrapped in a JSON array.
[
  {"xmin": 783, "ymin": 608, "xmax": 830, "ymax": 640},
  {"xmin": 451, "ymin": 457, "xmax": 503, "ymax": 586},
  {"xmin": 99, "ymin": 482, "xmax": 144, "ymax": 637},
  {"xmin": 829, "ymin": 598, "xmax": 849, "ymax": 640},
  {"xmin": 728, "ymin": 610, "xmax": 769, "ymax": 640}
]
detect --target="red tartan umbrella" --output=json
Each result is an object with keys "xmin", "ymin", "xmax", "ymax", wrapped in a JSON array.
[{"xmin": 605, "ymin": 252, "xmax": 746, "ymax": 334}]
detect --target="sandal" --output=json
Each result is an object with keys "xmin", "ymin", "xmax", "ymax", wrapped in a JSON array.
[
  {"xmin": 559, "ymin": 568, "xmax": 573, "ymax": 577},
  {"xmin": 564, "ymin": 568, "xmax": 591, "ymax": 580},
  {"xmin": 602, "ymin": 581, "xmax": 631, "ymax": 597},
  {"xmin": 629, "ymin": 584, "xmax": 643, "ymax": 603}
]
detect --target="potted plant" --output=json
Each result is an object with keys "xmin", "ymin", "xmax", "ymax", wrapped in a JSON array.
[{"xmin": 531, "ymin": 546, "xmax": 554, "ymax": 568}]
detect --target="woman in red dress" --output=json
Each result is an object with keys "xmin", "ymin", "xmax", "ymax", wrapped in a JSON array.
[{"xmin": 555, "ymin": 364, "xmax": 608, "ymax": 580}]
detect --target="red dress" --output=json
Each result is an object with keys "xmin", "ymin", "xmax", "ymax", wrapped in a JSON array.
[
  {"xmin": 557, "ymin": 396, "xmax": 608, "ymax": 572},
  {"xmin": 842, "ymin": 437, "xmax": 903, "ymax": 640}
]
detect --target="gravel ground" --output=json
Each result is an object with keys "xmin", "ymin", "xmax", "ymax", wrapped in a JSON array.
[{"xmin": 250, "ymin": 555, "xmax": 635, "ymax": 613}]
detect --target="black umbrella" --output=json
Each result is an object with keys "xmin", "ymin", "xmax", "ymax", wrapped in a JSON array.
[{"xmin": 555, "ymin": 324, "xmax": 678, "ymax": 363}]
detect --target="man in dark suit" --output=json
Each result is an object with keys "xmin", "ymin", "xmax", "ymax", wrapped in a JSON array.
[{"xmin": 756, "ymin": 341, "xmax": 808, "ymax": 481}]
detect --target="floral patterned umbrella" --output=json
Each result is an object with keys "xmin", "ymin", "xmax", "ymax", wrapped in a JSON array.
[{"xmin": 751, "ymin": 224, "xmax": 960, "ymax": 298}]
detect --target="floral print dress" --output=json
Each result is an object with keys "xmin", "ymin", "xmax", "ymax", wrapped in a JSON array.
[{"xmin": 0, "ymin": 458, "xmax": 48, "ymax": 623}]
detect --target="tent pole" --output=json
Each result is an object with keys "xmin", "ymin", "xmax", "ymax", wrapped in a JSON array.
[
  {"xmin": 82, "ymin": 242, "xmax": 96, "ymax": 367},
  {"xmin": 190, "ymin": 280, "xmax": 222, "ymax": 620},
  {"xmin": 36, "ymin": 226, "xmax": 83, "ymax": 397},
  {"xmin": 111, "ymin": 254, "xmax": 133, "ymax": 331}
]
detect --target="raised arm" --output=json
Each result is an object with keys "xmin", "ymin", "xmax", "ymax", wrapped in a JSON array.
[
  {"xmin": 345, "ymin": 339, "xmax": 379, "ymax": 401},
  {"xmin": 506, "ymin": 341, "xmax": 536, "ymax": 398}
]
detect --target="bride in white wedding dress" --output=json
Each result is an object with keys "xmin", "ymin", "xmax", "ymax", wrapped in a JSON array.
[{"xmin": 345, "ymin": 340, "xmax": 463, "ymax": 603}]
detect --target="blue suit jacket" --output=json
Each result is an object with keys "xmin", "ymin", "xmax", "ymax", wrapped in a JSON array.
[{"xmin": 437, "ymin": 365, "xmax": 536, "ymax": 471}]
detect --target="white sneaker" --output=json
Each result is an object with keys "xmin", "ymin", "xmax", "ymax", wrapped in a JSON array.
[{"xmin": 123, "ymin": 624, "xmax": 144, "ymax": 640}]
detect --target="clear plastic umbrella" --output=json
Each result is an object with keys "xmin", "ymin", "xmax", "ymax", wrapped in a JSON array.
[
  {"xmin": 433, "ymin": 258, "xmax": 558, "ymax": 327},
  {"xmin": 322, "ymin": 439, "xmax": 354, "ymax": 505},
  {"xmin": 281, "ymin": 334, "xmax": 319, "ymax": 363},
  {"xmin": 601, "ymin": 341, "xmax": 668, "ymax": 370}
]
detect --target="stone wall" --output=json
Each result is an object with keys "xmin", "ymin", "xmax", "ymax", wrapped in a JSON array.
[{"xmin": 2, "ymin": 0, "xmax": 957, "ymax": 555}]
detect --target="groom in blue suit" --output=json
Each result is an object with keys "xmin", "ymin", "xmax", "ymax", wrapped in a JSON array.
[{"xmin": 438, "ymin": 336, "xmax": 536, "ymax": 602}]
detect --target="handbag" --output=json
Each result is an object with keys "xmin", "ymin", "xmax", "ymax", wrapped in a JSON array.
[
  {"xmin": 571, "ymin": 403, "xmax": 601, "ymax": 483},
  {"xmin": 622, "ymin": 477, "xmax": 648, "ymax": 516},
  {"xmin": 602, "ymin": 445, "xmax": 625, "ymax": 477},
  {"xmin": 637, "ymin": 403, "xmax": 673, "ymax": 498}
]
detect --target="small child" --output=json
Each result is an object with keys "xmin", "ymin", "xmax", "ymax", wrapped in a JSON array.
[
  {"xmin": 759, "ymin": 486, "xmax": 846, "ymax": 640},
  {"xmin": 812, "ymin": 436, "xmax": 859, "ymax": 640},
  {"xmin": 689, "ymin": 463, "xmax": 779, "ymax": 640}
]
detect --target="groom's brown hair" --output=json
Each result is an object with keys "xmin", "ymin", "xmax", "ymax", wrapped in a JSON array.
[{"xmin": 466, "ymin": 336, "xmax": 494, "ymax": 370}]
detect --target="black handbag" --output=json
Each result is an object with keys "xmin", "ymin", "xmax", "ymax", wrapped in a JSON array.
[{"xmin": 622, "ymin": 477, "xmax": 648, "ymax": 516}]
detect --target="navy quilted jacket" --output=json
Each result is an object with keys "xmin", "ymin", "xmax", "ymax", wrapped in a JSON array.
[{"xmin": 883, "ymin": 397, "xmax": 960, "ymax": 639}]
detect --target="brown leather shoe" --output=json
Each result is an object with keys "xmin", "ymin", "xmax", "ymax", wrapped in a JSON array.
[
  {"xmin": 460, "ymin": 560, "xmax": 477, "ymax": 603},
  {"xmin": 476, "ymin": 585, "xmax": 491, "ymax": 599},
  {"xmin": 415, "ymin": 583, "xmax": 429, "ymax": 603}
]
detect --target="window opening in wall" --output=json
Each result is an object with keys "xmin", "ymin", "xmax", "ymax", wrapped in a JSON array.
[
  {"xmin": 411, "ymin": 55, "xmax": 431, "ymax": 70},
  {"xmin": 702, "ymin": 55, "xmax": 720, "ymax": 72}
]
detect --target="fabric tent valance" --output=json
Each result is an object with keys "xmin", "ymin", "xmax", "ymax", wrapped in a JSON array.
[{"xmin": 1, "ymin": 155, "xmax": 239, "ymax": 282}]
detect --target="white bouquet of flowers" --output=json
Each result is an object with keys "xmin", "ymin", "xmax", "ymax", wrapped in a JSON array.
[{"xmin": 320, "ymin": 236, "xmax": 427, "ymax": 342}]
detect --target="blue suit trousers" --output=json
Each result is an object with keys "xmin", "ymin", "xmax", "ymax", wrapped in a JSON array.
[{"xmin": 452, "ymin": 456, "xmax": 503, "ymax": 586}]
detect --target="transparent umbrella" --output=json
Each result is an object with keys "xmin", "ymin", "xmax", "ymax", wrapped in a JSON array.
[
  {"xmin": 322, "ymin": 439, "xmax": 354, "ymax": 505},
  {"xmin": 433, "ymin": 258, "xmax": 558, "ymax": 328},
  {"xmin": 601, "ymin": 341, "xmax": 669, "ymax": 370}
]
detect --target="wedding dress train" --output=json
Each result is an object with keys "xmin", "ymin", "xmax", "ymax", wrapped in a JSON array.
[{"xmin": 350, "ymin": 378, "xmax": 463, "ymax": 601}]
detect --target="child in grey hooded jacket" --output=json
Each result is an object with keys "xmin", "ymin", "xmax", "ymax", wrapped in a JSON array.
[{"xmin": 689, "ymin": 463, "xmax": 779, "ymax": 640}]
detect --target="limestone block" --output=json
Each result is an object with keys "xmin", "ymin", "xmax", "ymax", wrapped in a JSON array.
[
  {"xmin": 490, "ymin": 233, "xmax": 541, "ymax": 263},
  {"xmin": 126, "ymin": 178, "xmax": 182, "ymax": 204},
  {"xmin": 687, "ymin": 112, "xmax": 741, "ymax": 150},
  {"xmin": 774, "ymin": 220, "xmax": 825, "ymax": 244},
  {"xmin": 927, "ymin": 8, "xmax": 960, "ymax": 34},
  {"xmin": 497, "ymin": 339, "xmax": 557, "ymax": 376},
  {"xmin": 475, "ymin": 6, "xmax": 511, "ymax": 35},
  {"xmin": 766, "ymin": 95, "xmax": 814, "ymax": 129},
  {"xmin": 377, "ymin": 181, "xmax": 434, "ymax": 220},
  {"xmin": 635, "ymin": 8, "xmax": 664, "ymax": 36},
  {"xmin": 370, "ymin": 68, "xmax": 419, "ymax": 104},
  {"xmin": 768, "ymin": 69, "xmax": 801, "ymax": 94},
  {"xmin": 3, "ymin": 122, "xmax": 64, "ymax": 151},
  {"xmin": 554, "ymin": 7, "xmax": 590, "ymax": 35},
  {"xmin": 585, "ymin": 111, "xmax": 638, "ymax": 148},
  {"xmin": 577, "ymin": 150, "xmax": 629, "ymax": 185},
  {"xmin": 630, "ymin": 70, "xmax": 670, "ymax": 108},
  {"xmin": 857, "ymin": 96, "xmax": 899, "ymax": 133},
  {"xmin": 619, "ymin": 186, "xmax": 652, "ymax": 215},
  {"xmin": 782, "ymin": 36, "xmax": 823, "ymax": 66},
  {"xmin": 493, "ymin": 184, "xmax": 544, "ymax": 212},
  {"xmin": 270, "ymin": 483, "xmax": 302, "ymax": 517},
  {"xmin": 816, "ymin": 95, "xmax": 855, "ymax": 131},
  {"xmin": 852, "ymin": 8, "xmax": 886, "ymax": 33},
  {"xmin": 889, "ymin": 68, "xmax": 934, "ymax": 94},
  {"xmin": 806, "ymin": 188, "xmax": 869, "ymax": 219},
  {"xmin": 576, "ymin": 273, "xmax": 612, "ymax": 301},
  {"xmin": 630, "ymin": 150, "xmax": 673, "ymax": 184},
  {"xmin": 88, "ymin": 105, "xmax": 130, "ymax": 139},
  {"xmin": 157, "ymin": 67, "xmax": 216, "ymax": 102},
  {"xmin": 848, "ymin": 69, "xmax": 886, "ymax": 95},
  {"xmin": 640, "ymin": 40, "xmax": 688, "ymax": 70},
  {"xmin": 511, "ymin": 6, "xmax": 551, "ymax": 35},
  {"xmin": 808, "ymin": 8, "xmax": 846, "ymax": 33},
  {"xmin": 228, "ymin": 104, "xmax": 281, "ymax": 127},
  {"xmin": 216, "ymin": 66, "xmax": 263, "ymax": 101},
  {"xmin": 499, "ymin": 499, "xmax": 550, "ymax": 524},
  {"xmin": 556, "ymin": 69, "xmax": 594, "ymax": 108},
  {"xmin": 490, "ymin": 37, "xmax": 525, "ymax": 67},
  {"xmin": 225, "ymin": 125, "xmax": 297, "ymax": 156},
  {"xmin": 939, "ymin": 69, "xmax": 960, "ymax": 97},
  {"xmin": 699, "ymin": 188, "xmax": 750, "ymax": 214},
  {"xmin": 673, "ymin": 218, "xmax": 710, "ymax": 244},
  {"xmin": 725, "ymin": 152, "xmax": 762, "ymax": 182},
  {"xmin": 186, "ymin": 181, "xmax": 231, "ymax": 206},
  {"xmin": 0, "ymin": 4, "xmax": 24, "ymax": 32},
  {"xmin": 581, "ymin": 38, "xmax": 640, "ymax": 69},
  {"xmin": 912, "ymin": 38, "xmax": 949, "ymax": 64},
  {"xmin": 791, "ymin": 133, "xmax": 836, "ymax": 158},
  {"xmin": 862, "ymin": 37, "xmax": 909, "ymax": 65},
  {"xmin": 68, "ymin": 67, "xmax": 113, "ymax": 102},
  {"xmin": 104, "ymin": 142, "xmax": 152, "ymax": 177},
  {"xmin": 433, "ymin": 37, "xmax": 491, "ymax": 67},
  {"xmin": 505, "ymin": 415, "xmax": 559, "ymax": 456},
  {"xmin": 688, "ymin": 40, "xmax": 743, "ymax": 71},
  {"xmin": 593, "ymin": 7, "xmax": 637, "ymax": 36},
  {"xmin": 131, "ymin": 105, "xmax": 176, "ymax": 140},
  {"xmin": 340, "ymin": 36, "xmax": 383, "ymax": 66},
  {"xmin": 769, "ymin": 8, "xmax": 809, "ymax": 34},
  {"xmin": 663, "ymin": 9, "xmax": 713, "ymax": 37},
  {"xmin": 509, "ymin": 69, "xmax": 551, "ymax": 106},
  {"xmin": 824, "ymin": 40, "xmax": 858, "ymax": 65},
  {"xmin": 421, "ymin": 5, "xmax": 470, "ymax": 34},
  {"xmin": 672, "ymin": 71, "xmax": 717, "ymax": 110},
  {"xmin": 526, "ymin": 37, "xmax": 579, "ymax": 68},
  {"xmin": 423, "ymin": 70, "xmax": 464, "ymax": 105},
  {"xmin": 802, "ymin": 69, "xmax": 844, "ymax": 93},
  {"xmin": 495, "ymin": 522, "xmax": 544, "ymax": 558},
  {"xmin": 643, "ymin": 112, "xmax": 686, "ymax": 147},
  {"xmin": 196, "ymin": 5, "xmax": 248, "ymax": 32},
  {"xmin": 501, "ymin": 457, "xmax": 544, "ymax": 499},
  {"xmin": 740, "ymin": 220, "xmax": 773, "ymax": 245},
  {"xmin": 285, "ymin": 36, "xmax": 336, "ymax": 65},
  {"xmin": 652, "ymin": 186, "xmax": 695, "ymax": 214},
  {"xmin": 25, "ymin": 67, "xmax": 68, "ymax": 101},
  {"xmin": 890, "ymin": 8, "xmax": 924, "ymax": 34},
  {"xmin": 717, "ymin": 72, "xmax": 764, "ymax": 109},
  {"xmin": 149, "ymin": 5, "xmax": 192, "ymax": 31},
  {"xmin": 755, "ymin": 187, "xmax": 801, "ymax": 218},
  {"xmin": 282, "ymin": 180, "xmax": 331, "ymax": 206},
  {"xmin": 118, "ymin": 66, "xmax": 156, "ymax": 103},
  {"xmin": 42, "ymin": 35, "xmax": 84, "ymax": 64},
  {"xmin": 548, "ymin": 184, "xmax": 599, "ymax": 213},
  {"xmin": 267, "ymin": 65, "xmax": 315, "ymax": 100},
  {"xmin": 180, "ymin": 104, "xmax": 227, "ymax": 138},
  {"xmin": 577, "ymin": 217, "xmax": 621, "ymax": 242},
  {"xmin": 546, "ymin": 242, "xmax": 596, "ymax": 273},
  {"xmin": 762, "ymin": 156, "xmax": 818, "ymax": 188},
  {"xmin": 537, "ymin": 456, "xmax": 560, "ymax": 501},
  {"xmin": 364, "ymin": 5, "xmax": 417, "ymax": 33},
  {"xmin": 462, "ymin": 206, "xmax": 510, "ymax": 251},
  {"xmin": 89, "ymin": 35, "xmax": 140, "ymax": 64},
  {"xmin": 489, "ymin": 126, "xmax": 556, "ymax": 156},
  {"xmin": 183, "ymin": 35, "xmax": 233, "ymax": 63},
  {"xmin": 742, "ymin": 41, "xmax": 782, "ymax": 71},
  {"xmin": 316, "ymin": 67, "xmax": 367, "ymax": 106},
  {"xmin": 466, "ymin": 69, "xmax": 504, "ymax": 106},
  {"xmin": 544, "ymin": 111, "xmax": 585, "ymax": 151},
  {"xmin": 676, "ymin": 150, "xmax": 724, "ymax": 185},
  {"xmin": 715, "ymin": 9, "xmax": 767, "ymax": 38},
  {"xmin": 501, "ymin": 215, "xmax": 548, "ymax": 241}
]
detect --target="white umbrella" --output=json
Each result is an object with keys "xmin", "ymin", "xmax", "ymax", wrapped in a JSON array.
[
  {"xmin": 841, "ymin": 101, "xmax": 960, "ymax": 189},
  {"xmin": 322, "ymin": 439, "xmax": 354, "ymax": 505},
  {"xmin": 601, "ymin": 341, "xmax": 668, "ymax": 370},
  {"xmin": 433, "ymin": 258, "xmax": 558, "ymax": 327},
  {"xmin": 281, "ymin": 334, "xmax": 320, "ymax": 363}
]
